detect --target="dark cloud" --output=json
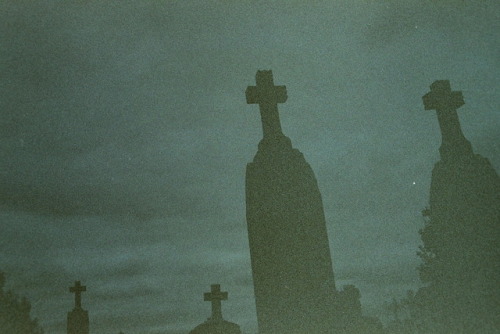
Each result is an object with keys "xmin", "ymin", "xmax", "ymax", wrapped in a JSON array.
[{"xmin": 0, "ymin": 0, "xmax": 260, "ymax": 218}]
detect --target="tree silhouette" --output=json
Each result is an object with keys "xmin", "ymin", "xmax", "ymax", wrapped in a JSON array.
[
  {"xmin": 384, "ymin": 291, "xmax": 418, "ymax": 334},
  {"xmin": 416, "ymin": 207, "xmax": 442, "ymax": 285},
  {"xmin": 334, "ymin": 285, "xmax": 384, "ymax": 334},
  {"xmin": 414, "ymin": 194, "xmax": 499, "ymax": 333},
  {"xmin": 0, "ymin": 272, "xmax": 44, "ymax": 334}
]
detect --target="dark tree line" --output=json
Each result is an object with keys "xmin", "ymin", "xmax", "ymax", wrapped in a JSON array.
[
  {"xmin": 0, "ymin": 272, "xmax": 44, "ymax": 334},
  {"xmin": 385, "ymin": 199, "xmax": 499, "ymax": 333}
]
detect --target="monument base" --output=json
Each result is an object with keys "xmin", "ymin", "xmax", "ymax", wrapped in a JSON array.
[
  {"xmin": 67, "ymin": 308, "xmax": 89, "ymax": 334},
  {"xmin": 189, "ymin": 319, "xmax": 241, "ymax": 334}
]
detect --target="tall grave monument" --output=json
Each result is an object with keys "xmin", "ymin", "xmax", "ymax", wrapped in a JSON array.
[
  {"xmin": 67, "ymin": 281, "xmax": 89, "ymax": 334},
  {"xmin": 245, "ymin": 70, "xmax": 337, "ymax": 334},
  {"xmin": 418, "ymin": 80, "xmax": 500, "ymax": 332}
]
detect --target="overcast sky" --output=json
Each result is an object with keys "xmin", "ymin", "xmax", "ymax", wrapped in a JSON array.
[{"xmin": 0, "ymin": 1, "xmax": 499, "ymax": 334}]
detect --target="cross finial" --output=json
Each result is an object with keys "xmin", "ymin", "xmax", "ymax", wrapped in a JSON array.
[
  {"xmin": 246, "ymin": 70, "xmax": 288, "ymax": 140},
  {"xmin": 69, "ymin": 281, "xmax": 86, "ymax": 309},
  {"xmin": 423, "ymin": 80, "xmax": 465, "ymax": 111},
  {"xmin": 422, "ymin": 80, "xmax": 473, "ymax": 160},
  {"xmin": 203, "ymin": 284, "xmax": 228, "ymax": 322}
]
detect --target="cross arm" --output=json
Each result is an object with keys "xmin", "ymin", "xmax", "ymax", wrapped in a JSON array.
[
  {"xmin": 246, "ymin": 86, "xmax": 259, "ymax": 104},
  {"xmin": 422, "ymin": 80, "xmax": 464, "ymax": 111},
  {"xmin": 274, "ymin": 85, "xmax": 288, "ymax": 104},
  {"xmin": 245, "ymin": 85, "xmax": 288, "ymax": 105},
  {"xmin": 69, "ymin": 283, "xmax": 86, "ymax": 293},
  {"xmin": 204, "ymin": 291, "xmax": 228, "ymax": 301}
]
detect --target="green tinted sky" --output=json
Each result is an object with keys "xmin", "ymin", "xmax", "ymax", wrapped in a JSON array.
[{"xmin": 0, "ymin": 1, "xmax": 498, "ymax": 333}]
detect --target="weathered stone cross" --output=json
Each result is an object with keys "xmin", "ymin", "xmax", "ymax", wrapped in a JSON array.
[
  {"xmin": 422, "ymin": 80, "xmax": 472, "ymax": 159},
  {"xmin": 204, "ymin": 284, "xmax": 228, "ymax": 322},
  {"xmin": 246, "ymin": 70, "xmax": 288, "ymax": 140},
  {"xmin": 69, "ymin": 281, "xmax": 86, "ymax": 309}
]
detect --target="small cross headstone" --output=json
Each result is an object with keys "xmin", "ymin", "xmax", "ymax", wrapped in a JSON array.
[
  {"xmin": 69, "ymin": 281, "xmax": 86, "ymax": 309},
  {"xmin": 203, "ymin": 284, "xmax": 228, "ymax": 322},
  {"xmin": 246, "ymin": 70, "xmax": 288, "ymax": 140}
]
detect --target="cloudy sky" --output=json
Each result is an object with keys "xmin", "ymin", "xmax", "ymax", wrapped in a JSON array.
[{"xmin": 0, "ymin": 1, "xmax": 498, "ymax": 333}]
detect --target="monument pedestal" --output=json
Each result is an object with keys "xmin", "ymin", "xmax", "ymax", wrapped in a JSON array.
[
  {"xmin": 67, "ymin": 308, "xmax": 89, "ymax": 334},
  {"xmin": 67, "ymin": 281, "xmax": 89, "ymax": 334},
  {"xmin": 189, "ymin": 319, "xmax": 241, "ymax": 334},
  {"xmin": 246, "ymin": 135, "xmax": 337, "ymax": 334}
]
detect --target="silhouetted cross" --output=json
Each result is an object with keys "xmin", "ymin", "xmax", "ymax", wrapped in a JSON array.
[
  {"xmin": 204, "ymin": 284, "xmax": 228, "ymax": 322},
  {"xmin": 69, "ymin": 281, "xmax": 86, "ymax": 309},
  {"xmin": 422, "ymin": 80, "xmax": 472, "ymax": 158},
  {"xmin": 246, "ymin": 70, "xmax": 288, "ymax": 140}
]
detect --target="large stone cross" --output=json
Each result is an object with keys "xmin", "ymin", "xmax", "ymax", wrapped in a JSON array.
[
  {"xmin": 422, "ymin": 80, "xmax": 472, "ymax": 159},
  {"xmin": 246, "ymin": 70, "xmax": 288, "ymax": 140},
  {"xmin": 204, "ymin": 284, "xmax": 228, "ymax": 322},
  {"xmin": 69, "ymin": 281, "xmax": 86, "ymax": 309}
]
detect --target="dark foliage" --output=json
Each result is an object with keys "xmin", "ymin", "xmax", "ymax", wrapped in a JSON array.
[{"xmin": 0, "ymin": 272, "xmax": 44, "ymax": 334}]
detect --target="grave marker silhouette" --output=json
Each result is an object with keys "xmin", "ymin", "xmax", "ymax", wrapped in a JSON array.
[
  {"xmin": 189, "ymin": 284, "xmax": 241, "ymax": 334},
  {"xmin": 245, "ymin": 70, "xmax": 287, "ymax": 140},
  {"xmin": 67, "ymin": 281, "xmax": 89, "ymax": 334},
  {"xmin": 204, "ymin": 284, "xmax": 228, "ymax": 322},
  {"xmin": 245, "ymin": 70, "xmax": 337, "ymax": 334},
  {"xmin": 415, "ymin": 80, "xmax": 500, "ymax": 332},
  {"xmin": 69, "ymin": 281, "xmax": 86, "ymax": 309}
]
